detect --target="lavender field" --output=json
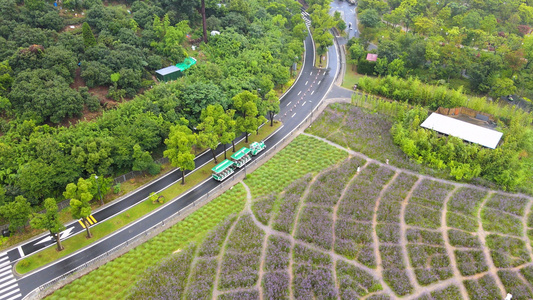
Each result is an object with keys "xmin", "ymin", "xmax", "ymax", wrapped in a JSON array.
[{"xmin": 127, "ymin": 138, "xmax": 533, "ymax": 299}]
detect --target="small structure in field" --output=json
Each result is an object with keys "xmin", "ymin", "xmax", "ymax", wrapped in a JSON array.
[
  {"xmin": 366, "ymin": 53, "xmax": 378, "ymax": 61},
  {"xmin": 421, "ymin": 112, "xmax": 503, "ymax": 149},
  {"xmin": 155, "ymin": 57, "xmax": 197, "ymax": 82}
]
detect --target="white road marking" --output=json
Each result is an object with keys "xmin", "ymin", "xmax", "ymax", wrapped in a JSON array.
[
  {"xmin": 310, "ymin": 72, "xmax": 312, "ymax": 75},
  {"xmin": 5, "ymin": 293, "xmax": 22, "ymax": 300},
  {"xmin": 311, "ymin": 90, "xmax": 315, "ymax": 95},
  {"xmin": 302, "ymin": 101, "xmax": 307, "ymax": 106},
  {"xmin": 291, "ymin": 113, "xmax": 296, "ymax": 118},
  {"xmin": 16, "ymin": 247, "xmax": 23, "ymax": 259},
  {"xmin": 318, "ymin": 80, "xmax": 321, "ymax": 85},
  {"xmin": 0, "ymin": 288, "xmax": 20, "ymax": 299},
  {"xmin": 286, "ymin": 101, "xmax": 292, "ymax": 107},
  {"xmin": 297, "ymin": 91, "xmax": 301, "ymax": 95},
  {"xmin": 305, "ymin": 81, "xmax": 308, "ymax": 85}
]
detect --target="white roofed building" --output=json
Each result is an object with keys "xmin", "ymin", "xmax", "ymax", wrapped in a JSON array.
[{"xmin": 420, "ymin": 113, "xmax": 503, "ymax": 149}]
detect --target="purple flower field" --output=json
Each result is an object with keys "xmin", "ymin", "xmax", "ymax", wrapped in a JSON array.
[
  {"xmin": 292, "ymin": 264, "xmax": 338, "ymax": 299},
  {"xmin": 263, "ymin": 271, "xmax": 290, "ymax": 299},
  {"xmin": 198, "ymin": 217, "xmax": 236, "ymax": 257},
  {"xmin": 296, "ymin": 206, "xmax": 333, "ymax": 249},
  {"xmin": 336, "ymin": 260, "xmax": 382, "ymax": 298},
  {"xmin": 123, "ymin": 129, "xmax": 533, "ymax": 300},
  {"xmin": 306, "ymin": 157, "xmax": 363, "ymax": 206},
  {"xmin": 464, "ymin": 274, "xmax": 503, "ymax": 299},
  {"xmin": 251, "ymin": 194, "xmax": 277, "ymax": 225},
  {"xmin": 218, "ymin": 289, "xmax": 259, "ymax": 300},
  {"xmin": 219, "ymin": 214, "xmax": 264, "ymax": 290},
  {"xmin": 128, "ymin": 244, "xmax": 196, "ymax": 299},
  {"xmin": 455, "ymin": 250, "xmax": 488, "ymax": 276},
  {"xmin": 272, "ymin": 175, "xmax": 312, "ymax": 234},
  {"xmin": 264, "ymin": 235, "xmax": 291, "ymax": 272},
  {"xmin": 185, "ymin": 258, "xmax": 218, "ymax": 299}
]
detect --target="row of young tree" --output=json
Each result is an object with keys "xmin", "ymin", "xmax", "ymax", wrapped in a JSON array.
[
  {"xmin": 350, "ymin": 0, "xmax": 533, "ymax": 98},
  {"xmin": 164, "ymin": 90, "xmax": 278, "ymax": 185},
  {"xmin": 354, "ymin": 76, "xmax": 533, "ymax": 192},
  {"xmin": 0, "ymin": 175, "xmax": 111, "ymax": 250},
  {"xmin": 0, "ymin": 0, "xmax": 303, "ymax": 210}
]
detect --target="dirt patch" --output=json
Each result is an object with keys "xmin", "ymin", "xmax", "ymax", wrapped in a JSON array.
[
  {"xmin": 61, "ymin": 23, "xmax": 82, "ymax": 33},
  {"xmin": 70, "ymin": 67, "xmax": 85, "ymax": 90}
]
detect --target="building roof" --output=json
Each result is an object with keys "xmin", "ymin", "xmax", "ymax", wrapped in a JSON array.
[
  {"xmin": 366, "ymin": 53, "xmax": 378, "ymax": 61},
  {"xmin": 155, "ymin": 65, "xmax": 181, "ymax": 76},
  {"xmin": 420, "ymin": 113, "xmax": 503, "ymax": 149},
  {"xmin": 212, "ymin": 159, "xmax": 234, "ymax": 173},
  {"xmin": 231, "ymin": 147, "xmax": 251, "ymax": 160},
  {"xmin": 175, "ymin": 57, "xmax": 197, "ymax": 71}
]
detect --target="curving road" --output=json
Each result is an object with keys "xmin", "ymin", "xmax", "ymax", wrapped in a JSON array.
[{"xmin": 1, "ymin": 9, "xmax": 343, "ymax": 300}]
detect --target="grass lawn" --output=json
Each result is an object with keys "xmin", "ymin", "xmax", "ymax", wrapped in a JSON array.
[
  {"xmin": 15, "ymin": 122, "xmax": 281, "ymax": 274},
  {"xmin": 342, "ymin": 65, "xmax": 365, "ymax": 90},
  {"xmin": 315, "ymin": 50, "xmax": 328, "ymax": 68}
]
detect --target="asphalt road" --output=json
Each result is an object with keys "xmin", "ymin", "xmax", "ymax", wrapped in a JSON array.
[
  {"xmin": 2, "ymin": 9, "xmax": 342, "ymax": 300},
  {"xmin": 330, "ymin": 0, "xmax": 359, "ymax": 39}
]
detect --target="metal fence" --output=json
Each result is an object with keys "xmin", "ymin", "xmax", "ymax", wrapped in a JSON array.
[{"xmin": 112, "ymin": 156, "xmax": 169, "ymax": 185}]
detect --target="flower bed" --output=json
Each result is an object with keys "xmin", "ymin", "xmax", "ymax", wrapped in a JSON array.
[
  {"xmin": 272, "ymin": 174, "xmax": 312, "ymax": 234},
  {"xmin": 128, "ymin": 244, "xmax": 196, "ymax": 299},
  {"xmin": 336, "ymin": 260, "xmax": 382, "ymax": 298},
  {"xmin": 464, "ymin": 274, "xmax": 503, "ymax": 299}
]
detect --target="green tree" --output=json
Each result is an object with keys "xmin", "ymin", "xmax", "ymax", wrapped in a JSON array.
[
  {"xmin": 387, "ymin": 58, "xmax": 406, "ymax": 77},
  {"xmin": 30, "ymin": 198, "xmax": 65, "ymax": 251},
  {"xmin": 0, "ymin": 196, "xmax": 31, "ymax": 232},
  {"xmin": 196, "ymin": 104, "xmax": 232, "ymax": 164},
  {"xmin": 132, "ymin": 144, "xmax": 155, "ymax": 173},
  {"xmin": 264, "ymin": 90, "xmax": 280, "ymax": 126},
  {"xmin": 491, "ymin": 77, "xmax": 516, "ymax": 97},
  {"xmin": 374, "ymin": 57, "xmax": 388, "ymax": 76},
  {"xmin": 82, "ymin": 22, "xmax": 97, "ymax": 48},
  {"xmin": 232, "ymin": 91, "xmax": 266, "ymax": 143},
  {"xmin": 220, "ymin": 109, "xmax": 237, "ymax": 159},
  {"xmin": 359, "ymin": 9, "xmax": 381, "ymax": 28},
  {"xmin": 64, "ymin": 178, "xmax": 94, "ymax": 238},
  {"xmin": 164, "ymin": 120, "xmax": 196, "ymax": 185},
  {"xmin": 87, "ymin": 174, "xmax": 112, "ymax": 206}
]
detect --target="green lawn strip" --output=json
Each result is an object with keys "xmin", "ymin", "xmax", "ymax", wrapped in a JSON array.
[
  {"xmin": 342, "ymin": 66, "xmax": 365, "ymax": 89},
  {"xmin": 246, "ymin": 134, "xmax": 348, "ymax": 198},
  {"xmin": 46, "ymin": 131, "xmax": 347, "ymax": 299},
  {"xmin": 16, "ymin": 199, "xmax": 158, "ymax": 274},
  {"xmin": 315, "ymin": 50, "xmax": 328, "ymax": 68},
  {"xmin": 16, "ymin": 122, "xmax": 281, "ymax": 275}
]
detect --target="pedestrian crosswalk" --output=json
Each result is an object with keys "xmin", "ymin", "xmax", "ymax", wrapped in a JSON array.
[
  {"xmin": 301, "ymin": 9, "xmax": 312, "ymax": 28},
  {"xmin": 0, "ymin": 253, "xmax": 21, "ymax": 300}
]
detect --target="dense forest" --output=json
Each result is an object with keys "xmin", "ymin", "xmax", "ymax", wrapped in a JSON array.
[
  {"xmin": 350, "ymin": 0, "xmax": 533, "ymax": 101},
  {"xmin": 0, "ymin": 0, "xmax": 307, "ymax": 208}
]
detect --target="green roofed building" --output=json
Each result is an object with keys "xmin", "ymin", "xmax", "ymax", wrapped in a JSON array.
[{"xmin": 155, "ymin": 57, "xmax": 197, "ymax": 82}]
